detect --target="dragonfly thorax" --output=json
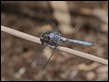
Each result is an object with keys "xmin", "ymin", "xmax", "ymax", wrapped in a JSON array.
[{"xmin": 40, "ymin": 31, "xmax": 62, "ymax": 46}]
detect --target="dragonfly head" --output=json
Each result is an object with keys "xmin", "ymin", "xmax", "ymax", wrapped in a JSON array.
[{"xmin": 40, "ymin": 32, "xmax": 50, "ymax": 45}]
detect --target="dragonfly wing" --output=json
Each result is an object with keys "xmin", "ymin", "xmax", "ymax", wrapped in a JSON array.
[
  {"xmin": 22, "ymin": 45, "xmax": 45, "ymax": 68},
  {"xmin": 42, "ymin": 47, "xmax": 57, "ymax": 71},
  {"xmin": 33, "ymin": 47, "xmax": 52, "ymax": 67}
]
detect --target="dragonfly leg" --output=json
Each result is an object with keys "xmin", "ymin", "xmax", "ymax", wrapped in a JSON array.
[{"xmin": 42, "ymin": 47, "xmax": 57, "ymax": 71}]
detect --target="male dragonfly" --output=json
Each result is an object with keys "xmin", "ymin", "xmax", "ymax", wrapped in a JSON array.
[
  {"xmin": 40, "ymin": 31, "xmax": 94, "ymax": 47},
  {"xmin": 39, "ymin": 30, "xmax": 94, "ymax": 71},
  {"xmin": 36, "ymin": 10, "xmax": 95, "ymax": 71},
  {"xmin": 23, "ymin": 11, "xmax": 95, "ymax": 71}
]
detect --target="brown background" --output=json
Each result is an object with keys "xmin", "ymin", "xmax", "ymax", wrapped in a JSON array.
[{"xmin": 1, "ymin": 1, "xmax": 108, "ymax": 81}]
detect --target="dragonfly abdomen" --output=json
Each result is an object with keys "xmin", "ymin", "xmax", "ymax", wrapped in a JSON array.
[{"xmin": 66, "ymin": 39, "xmax": 94, "ymax": 46}]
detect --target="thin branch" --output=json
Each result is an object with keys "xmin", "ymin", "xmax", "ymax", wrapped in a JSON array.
[
  {"xmin": 1, "ymin": 25, "xmax": 41, "ymax": 44},
  {"xmin": 1, "ymin": 25, "xmax": 108, "ymax": 65}
]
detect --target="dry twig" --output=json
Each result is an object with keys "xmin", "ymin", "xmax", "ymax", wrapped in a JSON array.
[{"xmin": 1, "ymin": 25, "xmax": 108, "ymax": 65}]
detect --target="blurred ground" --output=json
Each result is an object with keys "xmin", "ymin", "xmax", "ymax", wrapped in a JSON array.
[{"xmin": 1, "ymin": 1, "xmax": 108, "ymax": 81}]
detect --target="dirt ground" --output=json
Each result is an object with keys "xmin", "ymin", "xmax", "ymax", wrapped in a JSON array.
[{"xmin": 1, "ymin": 1, "xmax": 108, "ymax": 81}]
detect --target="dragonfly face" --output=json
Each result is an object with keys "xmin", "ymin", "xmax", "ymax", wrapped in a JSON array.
[{"xmin": 40, "ymin": 31, "xmax": 62, "ymax": 47}]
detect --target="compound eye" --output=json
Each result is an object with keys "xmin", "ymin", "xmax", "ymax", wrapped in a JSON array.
[{"xmin": 41, "ymin": 33, "xmax": 44, "ymax": 37}]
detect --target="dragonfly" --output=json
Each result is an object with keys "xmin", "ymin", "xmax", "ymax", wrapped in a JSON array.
[
  {"xmin": 39, "ymin": 30, "xmax": 94, "ymax": 70},
  {"xmin": 40, "ymin": 30, "xmax": 94, "ymax": 47},
  {"xmin": 38, "ymin": 9, "xmax": 95, "ymax": 70},
  {"xmin": 22, "ymin": 10, "xmax": 95, "ymax": 72}
]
